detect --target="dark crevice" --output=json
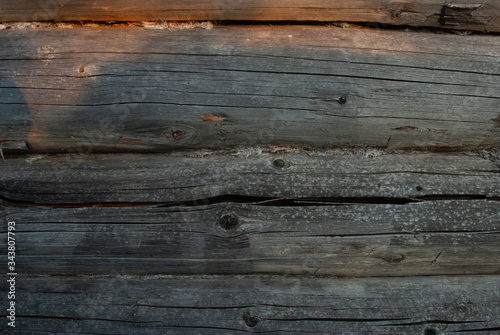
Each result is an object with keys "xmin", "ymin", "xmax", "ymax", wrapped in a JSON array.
[
  {"xmin": 266, "ymin": 317, "xmax": 410, "ymax": 323},
  {"xmin": 204, "ymin": 67, "xmax": 479, "ymax": 88},
  {"xmin": 302, "ymin": 230, "xmax": 500, "ymax": 238},
  {"xmin": 0, "ymin": 193, "xmax": 160, "ymax": 208},
  {"xmin": 16, "ymin": 315, "xmax": 160, "ymax": 324},
  {"xmin": 216, "ymin": 20, "xmax": 500, "ymax": 36},
  {"xmin": 1, "ymin": 193, "xmax": 499, "ymax": 209},
  {"xmin": 159, "ymin": 195, "xmax": 420, "ymax": 207},
  {"xmin": 16, "ymin": 272, "xmax": 500, "ymax": 280},
  {"xmin": 3, "ymin": 145, "xmax": 500, "ymax": 157},
  {"xmin": 14, "ymin": 317, "xmax": 252, "ymax": 332},
  {"xmin": 2, "ymin": 20, "xmax": 499, "ymax": 35},
  {"xmin": 382, "ymin": 319, "xmax": 485, "ymax": 326},
  {"xmin": 116, "ymin": 303, "xmax": 255, "ymax": 310}
]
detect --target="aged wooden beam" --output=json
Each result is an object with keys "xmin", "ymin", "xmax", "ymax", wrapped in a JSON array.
[
  {"xmin": 1, "ymin": 152, "xmax": 499, "ymax": 204},
  {"xmin": 1, "ymin": 25, "xmax": 500, "ymax": 153},
  {"xmin": 0, "ymin": 0, "xmax": 499, "ymax": 32},
  {"xmin": 4, "ymin": 199, "xmax": 500, "ymax": 277},
  {"xmin": 0, "ymin": 150, "xmax": 500, "ymax": 205},
  {"xmin": 3, "ymin": 275, "xmax": 499, "ymax": 333},
  {"xmin": 1, "ymin": 152, "xmax": 499, "ymax": 277}
]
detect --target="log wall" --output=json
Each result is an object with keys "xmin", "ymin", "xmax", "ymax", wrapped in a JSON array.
[{"xmin": 1, "ymin": 4, "xmax": 500, "ymax": 334}]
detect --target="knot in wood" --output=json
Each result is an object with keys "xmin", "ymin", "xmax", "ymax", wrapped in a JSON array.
[
  {"xmin": 425, "ymin": 328, "xmax": 437, "ymax": 335},
  {"xmin": 272, "ymin": 158, "xmax": 287, "ymax": 169},
  {"xmin": 244, "ymin": 315, "xmax": 259, "ymax": 327},
  {"xmin": 218, "ymin": 214, "xmax": 239, "ymax": 230}
]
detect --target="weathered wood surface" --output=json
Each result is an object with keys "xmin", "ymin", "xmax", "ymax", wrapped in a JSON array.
[
  {"xmin": 3, "ymin": 199, "xmax": 500, "ymax": 277},
  {"xmin": 1, "ymin": 275, "xmax": 499, "ymax": 334},
  {"xmin": 1, "ymin": 25, "xmax": 500, "ymax": 153},
  {"xmin": 1, "ymin": 152, "xmax": 499, "ymax": 204},
  {"xmin": 1, "ymin": 152, "xmax": 499, "ymax": 277},
  {"xmin": 0, "ymin": 0, "xmax": 499, "ymax": 32}
]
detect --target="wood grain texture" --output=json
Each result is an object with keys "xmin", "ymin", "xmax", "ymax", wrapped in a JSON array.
[
  {"xmin": 0, "ymin": 0, "xmax": 499, "ymax": 32},
  {"xmin": 2, "ymin": 152, "xmax": 499, "ymax": 277},
  {"xmin": 2, "ymin": 275, "xmax": 499, "ymax": 334},
  {"xmin": 3, "ymin": 199, "xmax": 500, "ymax": 277},
  {"xmin": 1, "ymin": 25, "xmax": 500, "ymax": 153},
  {"xmin": 1, "ymin": 152, "xmax": 499, "ymax": 204}
]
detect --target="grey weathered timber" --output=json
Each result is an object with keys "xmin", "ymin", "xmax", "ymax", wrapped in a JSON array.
[
  {"xmin": 1, "ymin": 152, "xmax": 499, "ymax": 204},
  {"xmin": 2, "ymin": 275, "xmax": 499, "ymax": 334},
  {"xmin": 0, "ymin": 0, "xmax": 499, "ymax": 32},
  {"xmin": 3, "ymin": 199, "xmax": 500, "ymax": 276},
  {"xmin": 1, "ymin": 25, "xmax": 500, "ymax": 153},
  {"xmin": 2, "ymin": 151, "xmax": 499, "ymax": 277}
]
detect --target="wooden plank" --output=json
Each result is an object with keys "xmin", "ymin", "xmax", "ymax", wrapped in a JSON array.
[
  {"xmin": 1, "ymin": 25, "xmax": 500, "ymax": 153},
  {"xmin": 4, "ymin": 199, "xmax": 500, "ymax": 277},
  {"xmin": 1, "ymin": 152, "xmax": 499, "ymax": 204},
  {"xmin": 3, "ymin": 275, "xmax": 499, "ymax": 334},
  {"xmin": 0, "ymin": 0, "xmax": 499, "ymax": 32},
  {"xmin": 3, "ymin": 152, "xmax": 498, "ymax": 277}
]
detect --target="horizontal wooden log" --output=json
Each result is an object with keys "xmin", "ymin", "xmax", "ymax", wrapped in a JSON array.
[
  {"xmin": 3, "ymin": 199, "xmax": 500, "ymax": 277},
  {"xmin": 1, "ymin": 152, "xmax": 499, "ymax": 204},
  {"xmin": 1, "ymin": 25, "xmax": 500, "ymax": 152},
  {"xmin": 0, "ymin": 0, "xmax": 499, "ymax": 32},
  {"xmin": 2, "ymin": 275, "xmax": 499, "ymax": 334},
  {"xmin": 2, "ymin": 152, "xmax": 498, "ymax": 277}
]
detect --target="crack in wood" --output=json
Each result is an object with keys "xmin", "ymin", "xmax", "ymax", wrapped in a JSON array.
[
  {"xmin": 430, "ymin": 248, "xmax": 447, "ymax": 265},
  {"xmin": 10, "ymin": 275, "xmax": 500, "ymax": 333},
  {"xmin": 381, "ymin": 319, "xmax": 485, "ymax": 326},
  {"xmin": 2, "ymin": 194, "xmax": 500, "ymax": 209}
]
